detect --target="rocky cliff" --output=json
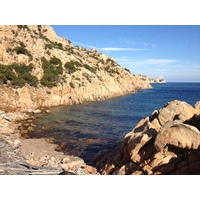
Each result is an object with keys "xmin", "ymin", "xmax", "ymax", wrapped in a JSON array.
[
  {"xmin": 0, "ymin": 25, "xmax": 155, "ymax": 112},
  {"xmin": 94, "ymin": 100, "xmax": 200, "ymax": 175},
  {"xmin": 137, "ymin": 75, "xmax": 166, "ymax": 83}
]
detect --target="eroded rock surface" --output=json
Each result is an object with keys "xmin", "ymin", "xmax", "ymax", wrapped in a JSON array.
[{"xmin": 94, "ymin": 100, "xmax": 200, "ymax": 175}]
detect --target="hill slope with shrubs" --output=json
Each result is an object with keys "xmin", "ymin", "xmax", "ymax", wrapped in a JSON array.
[{"xmin": 0, "ymin": 25, "xmax": 156, "ymax": 112}]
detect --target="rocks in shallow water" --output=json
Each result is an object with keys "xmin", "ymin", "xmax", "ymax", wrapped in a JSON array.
[
  {"xmin": 94, "ymin": 100, "xmax": 200, "ymax": 175},
  {"xmin": 0, "ymin": 112, "xmax": 99, "ymax": 175}
]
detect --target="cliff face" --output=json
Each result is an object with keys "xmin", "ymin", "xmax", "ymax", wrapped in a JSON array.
[{"xmin": 0, "ymin": 25, "xmax": 154, "ymax": 112}]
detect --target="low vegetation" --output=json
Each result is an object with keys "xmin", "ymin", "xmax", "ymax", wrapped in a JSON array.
[
  {"xmin": 0, "ymin": 63, "xmax": 38, "ymax": 87},
  {"xmin": 40, "ymin": 56, "xmax": 63, "ymax": 87}
]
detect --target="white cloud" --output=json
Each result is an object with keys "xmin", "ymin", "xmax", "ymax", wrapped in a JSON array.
[
  {"xmin": 72, "ymin": 41, "xmax": 95, "ymax": 49},
  {"xmin": 116, "ymin": 58, "xmax": 178, "ymax": 66}
]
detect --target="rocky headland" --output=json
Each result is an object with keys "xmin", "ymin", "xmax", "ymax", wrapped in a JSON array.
[{"xmin": 0, "ymin": 25, "xmax": 164, "ymax": 112}]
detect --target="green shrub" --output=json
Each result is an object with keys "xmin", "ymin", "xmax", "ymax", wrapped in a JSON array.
[
  {"xmin": 0, "ymin": 63, "xmax": 38, "ymax": 87},
  {"xmin": 83, "ymin": 64, "xmax": 96, "ymax": 73},
  {"xmin": 14, "ymin": 46, "xmax": 28, "ymax": 55},
  {"xmin": 12, "ymin": 77, "xmax": 26, "ymax": 87},
  {"xmin": 40, "ymin": 75, "xmax": 58, "ymax": 87},
  {"xmin": 125, "ymin": 68, "xmax": 131, "ymax": 73},
  {"xmin": 19, "ymin": 41, "xmax": 26, "ymax": 47},
  {"xmin": 0, "ymin": 72, "xmax": 7, "ymax": 84},
  {"xmin": 105, "ymin": 65, "xmax": 119, "ymax": 75},
  {"xmin": 49, "ymin": 56, "xmax": 62, "ymax": 66},
  {"xmin": 21, "ymin": 73, "xmax": 38, "ymax": 86},
  {"xmin": 64, "ymin": 61, "xmax": 77, "ymax": 74},
  {"xmin": 40, "ymin": 56, "xmax": 63, "ymax": 87},
  {"xmin": 69, "ymin": 82, "xmax": 75, "ymax": 88}
]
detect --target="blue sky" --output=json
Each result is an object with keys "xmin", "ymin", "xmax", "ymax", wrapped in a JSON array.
[{"xmin": 51, "ymin": 25, "xmax": 200, "ymax": 82}]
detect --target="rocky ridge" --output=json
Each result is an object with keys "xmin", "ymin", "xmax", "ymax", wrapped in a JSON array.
[
  {"xmin": 94, "ymin": 100, "xmax": 200, "ymax": 175},
  {"xmin": 0, "ymin": 25, "xmax": 163, "ymax": 112}
]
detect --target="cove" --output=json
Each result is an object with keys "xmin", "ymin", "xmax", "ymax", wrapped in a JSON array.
[{"xmin": 27, "ymin": 82, "xmax": 200, "ymax": 164}]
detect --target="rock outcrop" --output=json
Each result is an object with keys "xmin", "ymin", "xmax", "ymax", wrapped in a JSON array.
[
  {"xmin": 137, "ymin": 75, "xmax": 166, "ymax": 83},
  {"xmin": 94, "ymin": 100, "xmax": 200, "ymax": 175},
  {"xmin": 0, "ymin": 25, "xmax": 155, "ymax": 112}
]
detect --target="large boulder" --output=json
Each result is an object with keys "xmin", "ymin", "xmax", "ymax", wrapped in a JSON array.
[
  {"xmin": 157, "ymin": 100, "xmax": 198, "ymax": 125},
  {"xmin": 95, "ymin": 100, "xmax": 200, "ymax": 175}
]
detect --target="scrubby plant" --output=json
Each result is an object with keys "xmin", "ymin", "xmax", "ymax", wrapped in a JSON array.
[
  {"xmin": 125, "ymin": 68, "xmax": 131, "ymax": 73},
  {"xmin": 64, "ymin": 61, "xmax": 78, "ymax": 74},
  {"xmin": 49, "ymin": 56, "xmax": 62, "ymax": 66},
  {"xmin": 105, "ymin": 65, "xmax": 120, "ymax": 75},
  {"xmin": 14, "ymin": 42, "xmax": 32, "ymax": 61},
  {"xmin": 40, "ymin": 56, "xmax": 63, "ymax": 87},
  {"xmin": 14, "ymin": 46, "xmax": 29, "ymax": 55},
  {"xmin": 0, "ymin": 72, "xmax": 7, "ymax": 84},
  {"xmin": 69, "ymin": 81, "xmax": 75, "ymax": 88},
  {"xmin": 83, "ymin": 64, "xmax": 96, "ymax": 74},
  {"xmin": 0, "ymin": 63, "xmax": 38, "ymax": 87}
]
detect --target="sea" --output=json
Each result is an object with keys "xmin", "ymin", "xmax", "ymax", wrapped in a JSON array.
[{"xmin": 28, "ymin": 82, "xmax": 200, "ymax": 163}]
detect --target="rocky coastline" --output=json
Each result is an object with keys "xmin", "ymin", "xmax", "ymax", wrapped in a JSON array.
[
  {"xmin": 3, "ymin": 25, "xmax": 194, "ymax": 175},
  {"xmin": 0, "ymin": 25, "xmax": 156, "ymax": 112},
  {"xmin": 1, "ymin": 99, "xmax": 200, "ymax": 175},
  {"xmin": 93, "ymin": 100, "xmax": 200, "ymax": 175}
]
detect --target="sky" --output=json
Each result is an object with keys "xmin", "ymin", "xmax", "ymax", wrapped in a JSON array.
[{"xmin": 51, "ymin": 25, "xmax": 200, "ymax": 82}]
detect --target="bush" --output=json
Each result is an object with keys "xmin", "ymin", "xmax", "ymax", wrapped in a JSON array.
[
  {"xmin": 105, "ymin": 65, "xmax": 119, "ymax": 75},
  {"xmin": 21, "ymin": 73, "xmax": 38, "ymax": 86},
  {"xmin": 0, "ymin": 63, "xmax": 38, "ymax": 87},
  {"xmin": 40, "ymin": 56, "xmax": 63, "ymax": 87},
  {"xmin": 69, "ymin": 82, "xmax": 75, "ymax": 88},
  {"xmin": 14, "ymin": 46, "xmax": 28, "ymax": 55},
  {"xmin": 83, "ymin": 64, "xmax": 96, "ymax": 73},
  {"xmin": 40, "ymin": 73, "xmax": 58, "ymax": 87},
  {"xmin": 64, "ymin": 62, "xmax": 77, "ymax": 74},
  {"xmin": 0, "ymin": 72, "xmax": 7, "ymax": 84},
  {"xmin": 49, "ymin": 56, "xmax": 62, "ymax": 66},
  {"xmin": 12, "ymin": 77, "xmax": 26, "ymax": 87}
]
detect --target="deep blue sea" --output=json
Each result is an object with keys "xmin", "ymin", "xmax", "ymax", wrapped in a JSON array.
[{"xmin": 29, "ymin": 82, "xmax": 200, "ymax": 163}]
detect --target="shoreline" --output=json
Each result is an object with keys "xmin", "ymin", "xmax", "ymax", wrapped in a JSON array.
[
  {"xmin": 0, "ymin": 110, "xmax": 99, "ymax": 175},
  {"xmin": 0, "ymin": 83, "xmax": 166, "ymax": 175}
]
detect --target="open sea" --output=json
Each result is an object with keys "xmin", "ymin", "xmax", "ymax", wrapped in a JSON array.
[{"xmin": 28, "ymin": 82, "xmax": 200, "ymax": 163}]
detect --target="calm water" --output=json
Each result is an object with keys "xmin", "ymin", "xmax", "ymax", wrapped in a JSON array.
[{"xmin": 28, "ymin": 82, "xmax": 200, "ymax": 163}]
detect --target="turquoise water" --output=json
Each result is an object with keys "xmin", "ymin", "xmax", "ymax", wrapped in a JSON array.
[{"xmin": 29, "ymin": 82, "xmax": 200, "ymax": 163}]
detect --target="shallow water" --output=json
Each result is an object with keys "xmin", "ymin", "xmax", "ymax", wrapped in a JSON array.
[{"xmin": 28, "ymin": 82, "xmax": 200, "ymax": 163}]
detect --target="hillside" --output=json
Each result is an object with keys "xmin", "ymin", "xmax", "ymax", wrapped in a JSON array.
[{"xmin": 0, "ymin": 25, "xmax": 160, "ymax": 112}]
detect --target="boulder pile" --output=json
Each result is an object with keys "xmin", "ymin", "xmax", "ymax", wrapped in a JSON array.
[{"xmin": 94, "ymin": 100, "xmax": 200, "ymax": 175}]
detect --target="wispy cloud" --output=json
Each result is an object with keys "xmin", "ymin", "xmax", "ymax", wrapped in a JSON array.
[
  {"xmin": 72, "ymin": 41, "xmax": 95, "ymax": 49},
  {"xmin": 72, "ymin": 41, "xmax": 146, "ymax": 52},
  {"xmin": 98, "ymin": 47, "xmax": 146, "ymax": 51},
  {"xmin": 116, "ymin": 58, "xmax": 178, "ymax": 66}
]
